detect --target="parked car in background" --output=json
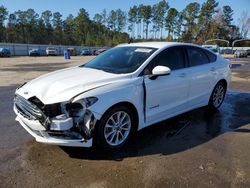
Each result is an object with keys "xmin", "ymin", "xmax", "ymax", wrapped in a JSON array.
[
  {"xmin": 246, "ymin": 49, "xmax": 250, "ymax": 56},
  {"xmin": 81, "ymin": 49, "xmax": 92, "ymax": 56},
  {"xmin": 91, "ymin": 48, "xmax": 97, "ymax": 55},
  {"xmin": 29, "ymin": 49, "xmax": 40, "ymax": 56},
  {"xmin": 68, "ymin": 48, "xmax": 77, "ymax": 56},
  {"xmin": 202, "ymin": 45, "xmax": 221, "ymax": 55},
  {"xmin": 14, "ymin": 42, "xmax": 231, "ymax": 149},
  {"xmin": 0, "ymin": 48, "xmax": 11, "ymax": 57},
  {"xmin": 221, "ymin": 48, "xmax": 232, "ymax": 54},
  {"xmin": 95, "ymin": 48, "xmax": 109, "ymax": 55},
  {"xmin": 46, "ymin": 47, "xmax": 57, "ymax": 56},
  {"xmin": 234, "ymin": 50, "xmax": 248, "ymax": 58}
]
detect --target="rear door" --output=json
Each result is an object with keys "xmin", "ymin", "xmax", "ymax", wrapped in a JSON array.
[
  {"xmin": 184, "ymin": 46, "xmax": 218, "ymax": 108},
  {"xmin": 143, "ymin": 46, "xmax": 190, "ymax": 125}
]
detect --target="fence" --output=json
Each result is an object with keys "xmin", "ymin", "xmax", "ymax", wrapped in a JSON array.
[
  {"xmin": 1, "ymin": 43, "xmax": 250, "ymax": 56},
  {"xmin": 220, "ymin": 47, "xmax": 250, "ymax": 54},
  {"xmin": 0, "ymin": 43, "xmax": 98, "ymax": 56}
]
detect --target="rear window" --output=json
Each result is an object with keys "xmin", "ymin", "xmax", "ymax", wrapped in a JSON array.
[
  {"xmin": 187, "ymin": 46, "xmax": 210, "ymax": 67},
  {"xmin": 203, "ymin": 49, "xmax": 217, "ymax": 62}
]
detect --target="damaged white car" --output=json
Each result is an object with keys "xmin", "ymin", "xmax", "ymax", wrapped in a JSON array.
[{"xmin": 14, "ymin": 42, "xmax": 231, "ymax": 148}]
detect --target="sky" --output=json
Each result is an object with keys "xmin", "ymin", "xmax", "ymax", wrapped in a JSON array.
[{"xmin": 0, "ymin": 0, "xmax": 249, "ymax": 25}]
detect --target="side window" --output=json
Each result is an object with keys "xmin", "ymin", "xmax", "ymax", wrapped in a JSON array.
[
  {"xmin": 187, "ymin": 47, "xmax": 210, "ymax": 67},
  {"xmin": 142, "ymin": 47, "xmax": 185, "ymax": 75},
  {"xmin": 203, "ymin": 49, "xmax": 217, "ymax": 62}
]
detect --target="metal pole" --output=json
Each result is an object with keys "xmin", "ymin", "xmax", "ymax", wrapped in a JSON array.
[{"xmin": 13, "ymin": 43, "xmax": 15, "ymax": 56}]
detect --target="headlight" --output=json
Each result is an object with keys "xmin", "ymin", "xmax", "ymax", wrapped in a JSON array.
[
  {"xmin": 64, "ymin": 97, "xmax": 98, "ymax": 138},
  {"xmin": 66, "ymin": 97, "xmax": 98, "ymax": 117},
  {"xmin": 76, "ymin": 97, "xmax": 98, "ymax": 108}
]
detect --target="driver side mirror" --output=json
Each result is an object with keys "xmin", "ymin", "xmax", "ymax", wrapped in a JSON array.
[{"xmin": 149, "ymin": 66, "xmax": 171, "ymax": 80}]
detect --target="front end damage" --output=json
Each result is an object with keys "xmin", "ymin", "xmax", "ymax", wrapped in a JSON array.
[{"xmin": 13, "ymin": 94, "xmax": 98, "ymax": 147}]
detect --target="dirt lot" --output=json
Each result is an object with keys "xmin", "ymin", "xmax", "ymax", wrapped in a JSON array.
[{"xmin": 0, "ymin": 56, "xmax": 250, "ymax": 188}]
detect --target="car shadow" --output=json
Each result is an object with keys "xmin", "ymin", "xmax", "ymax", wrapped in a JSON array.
[
  {"xmin": 234, "ymin": 128, "xmax": 250, "ymax": 133},
  {"xmin": 61, "ymin": 91, "xmax": 250, "ymax": 160}
]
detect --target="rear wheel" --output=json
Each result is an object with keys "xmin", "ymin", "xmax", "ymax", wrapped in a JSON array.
[
  {"xmin": 96, "ymin": 106, "xmax": 134, "ymax": 149},
  {"xmin": 208, "ymin": 81, "xmax": 226, "ymax": 109}
]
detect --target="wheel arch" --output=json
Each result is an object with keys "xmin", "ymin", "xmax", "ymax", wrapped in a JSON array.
[
  {"xmin": 98, "ymin": 101, "xmax": 139, "ymax": 132},
  {"xmin": 210, "ymin": 79, "xmax": 228, "ymax": 98},
  {"xmin": 217, "ymin": 79, "xmax": 227, "ymax": 90},
  {"xmin": 208, "ymin": 78, "xmax": 228, "ymax": 109}
]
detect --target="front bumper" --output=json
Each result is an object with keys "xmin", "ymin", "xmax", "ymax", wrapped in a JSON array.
[{"xmin": 14, "ymin": 106, "xmax": 93, "ymax": 147}]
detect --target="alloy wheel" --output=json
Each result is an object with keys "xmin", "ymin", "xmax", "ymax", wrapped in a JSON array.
[
  {"xmin": 212, "ymin": 84, "xmax": 225, "ymax": 108},
  {"xmin": 104, "ymin": 111, "xmax": 131, "ymax": 146}
]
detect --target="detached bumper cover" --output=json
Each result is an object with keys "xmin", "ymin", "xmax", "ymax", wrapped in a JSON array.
[{"xmin": 14, "ymin": 107, "xmax": 93, "ymax": 147}]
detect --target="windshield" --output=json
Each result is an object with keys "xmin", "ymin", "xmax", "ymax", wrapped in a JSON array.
[{"xmin": 81, "ymin": 46, "xmax": 157, "ymax": 74}]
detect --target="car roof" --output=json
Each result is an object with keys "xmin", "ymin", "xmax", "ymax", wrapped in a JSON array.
[{"xmin": 117, "ymin": 42, "xmax": 199, "ymax": 49}]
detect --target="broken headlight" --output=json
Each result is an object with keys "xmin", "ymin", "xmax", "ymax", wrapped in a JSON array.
[
  {"xmin": 65, "ymin": 97, "xmax": 98, "ymax": 139},
  {"xmin": 66, "ymin": 97, "xmax": 98, "ymax": 117}
]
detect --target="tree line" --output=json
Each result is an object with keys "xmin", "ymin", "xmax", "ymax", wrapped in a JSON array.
[
  {"xmin": 125, "ymin": 0, "xmax": 249, "ymax": 44},
  {"xmin": 0, "ymin": 7, "xmax": 129, "ymax": 46},
  {"xmin": 0, "ymin": 0, "xmax": 249, "ymax": 47}
]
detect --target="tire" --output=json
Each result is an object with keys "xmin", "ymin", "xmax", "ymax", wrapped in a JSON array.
[
  {"xmin": 208, "ymin": 81, "xmax": 226, "ymax": 110},
  {"xmin": 96, "ymin": 106, "xmax": 135, "ymax": 149}
]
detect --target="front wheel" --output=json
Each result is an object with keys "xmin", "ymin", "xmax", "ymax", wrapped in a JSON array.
[
  {"xmin": 96, "ymin": 106, "xmax": 134, "ymax": 149},
  {"xmin": 208, "ymin": 82, "xmax": 226, "ymax": 109}
]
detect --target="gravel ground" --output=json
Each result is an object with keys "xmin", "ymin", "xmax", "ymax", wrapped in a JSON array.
[{"xmin": 0, "ymin": 55, "xmax": 250, "ymax": 188}]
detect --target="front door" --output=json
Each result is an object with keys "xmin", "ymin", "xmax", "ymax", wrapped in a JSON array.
[{"xmin": 143, "ymin": 46, "xmax": 190, "ymax": 125}]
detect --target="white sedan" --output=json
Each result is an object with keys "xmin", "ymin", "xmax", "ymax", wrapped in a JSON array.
[{"xmin": 14, "ymin": 42, "xmax": 231, "ymax": 148}]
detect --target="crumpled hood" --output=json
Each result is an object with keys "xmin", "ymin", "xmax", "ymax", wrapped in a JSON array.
[{"xmin": 16, "ymin": 66, "xmax": 127, "ymax": 104}]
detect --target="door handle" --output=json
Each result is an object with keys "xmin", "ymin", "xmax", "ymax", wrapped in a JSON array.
[{"xmin": 179, "ymin": 73, "xmax": 186, "ymax": 78}]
